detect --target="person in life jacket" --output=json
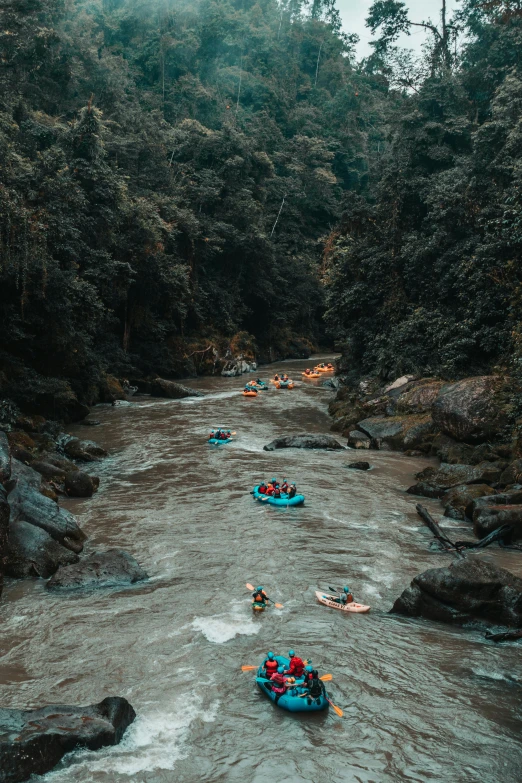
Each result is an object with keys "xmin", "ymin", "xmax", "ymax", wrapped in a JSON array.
[
  {"xmin": 252, "ymin": 586, "xmax": 268, "ymax": 607},
  {"xmin": 284, "ymin": 650, "xmax": 305, "ymax": 678},
  {"xmin": 334, "ymin": 586, "xmax": 353, "ymax": 605},
  {"xmin": 263, "ymin": 651, "xmax": 278, "ymax": 678},
  {"xmin": 280, "ymin": 479, "xmax": 289, "ymax": 494},
  {"xmin": 258, "ymin": 481, "xmax": 268, "ymax": 494},
  {"xmin": 304, "ymin": 368, "xmax": 311, "ymax": 375},
  {"xmin": 303, "ymin": 665, "xmax": 323, "ymax": 698},
  {"xmin": 274, "ymin": 374, "xmax": 280, "ymax": 381},
  {"xmin": 273, "ymin": 486, "xmax": 281, "ymax": 499},
  {"xmin": 270, "ymin": 666, "xmax": 288, "ymax": 703},
  {"xmin": 288, "ymin": 483, "xmax": 297, "ymax": 499}
]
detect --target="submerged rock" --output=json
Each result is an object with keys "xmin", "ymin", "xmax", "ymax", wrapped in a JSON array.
[
  {"xmin": 65, "ymin": 471, "xmax": 99, "ymax": 498},
  {"xmin": 63, "ymin": 438, "xmax": 107, "ymax": 462},
  {"xmin": 0, "ymin": 696, "xmax": 135, "ymax": 783},
  {"xmin": 149, "ymin": 378, "xmax": 203, "ymax": 398},
  {"xmin": 391, "ymin": 558, "xmax": 522, "ymax": 628},
  {"xmin": 346, "ymin": 461, "xmax": 370, "ymax": 470},
  {"xmin": 46, "ymin": 549, "xmax": 148, "ymax": 590},
  {"xmin": 431, "ymin": 376, "xmax": 511, "ymax": 443},
  {"xmin": 263, "ymin": 433, "xmax": 343, "ymax": 451}
]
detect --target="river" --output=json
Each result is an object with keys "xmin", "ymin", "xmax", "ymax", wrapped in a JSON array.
[{"xmin": 1, "ymin": 357, "xmax": 521, "ymax": 782}]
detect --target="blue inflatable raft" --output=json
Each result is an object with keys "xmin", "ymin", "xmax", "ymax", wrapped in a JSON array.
[
  {"xmin": 208, "ymin": 437, "xmax": 233, "ymax": 445},
  {"xmin": 253, "ymin": 485, "xmax": 305, "ymax": 506},
  {"xmin": 256, "ymin": 656, "xmax": 328, "ymax": 713}
]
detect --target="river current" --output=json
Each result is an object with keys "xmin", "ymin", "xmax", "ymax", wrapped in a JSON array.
[{"xmin": 1, "ymin": 357, "xmax": 521, "ymax": 782}]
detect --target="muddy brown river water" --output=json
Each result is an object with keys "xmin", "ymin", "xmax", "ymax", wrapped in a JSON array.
[{"xmin": 1, "ymin": 357, "xmax": 521, "ymax": 782}]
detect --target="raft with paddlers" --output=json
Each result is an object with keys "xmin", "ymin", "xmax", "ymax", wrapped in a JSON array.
[
  {"xmin": 315, "ymin": 591, "xmax": 370, "ymax": 613},
  {"xmin": 253, "ymin": 485, "xmax": 304, "ymax": 506},
  {"xmin": 274, "ymin": 379, "xmax": 294, "ymax": 389},
  {"xmin": 208, "ymin": 428, "xmax": 235, "ymax": 445},
  {"xmin": 302, "ymin": 370, "xmax": 320, "ymax": 379},
  {"xmin": 314, "ymin": 363, "xmax": 335, "ymax": 373},
  {"xmin": 255, "ymin": 656, "xmax": 329, "ymax": 713},
  {"xmin": 246, "ymin": 379, "xmax": 268, "ymax": 391},
  {"xmin": 242, "ymin": 389, "xmax": 258, "ymax": 397}
]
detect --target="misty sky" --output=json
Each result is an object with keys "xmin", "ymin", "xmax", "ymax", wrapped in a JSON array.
[{"xmin": 337, "ymin": 0, "xmax": 457, "ymax": 59}]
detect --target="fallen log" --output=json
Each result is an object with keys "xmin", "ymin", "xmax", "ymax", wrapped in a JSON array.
[
  {"xmin": 455, "ymin": 524, "xmax": 512, "ymax": 550},
  {"xmin": 416, "ymin": 504, "xmax": 465, "ymax": 558},
  {"xmin": 485, "ymin": 629, "xmax": 522, "ymax": 643}
]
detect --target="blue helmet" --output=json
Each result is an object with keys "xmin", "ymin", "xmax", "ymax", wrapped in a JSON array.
[
  {"xmin": 267, "ymin": 652, "xmax": 274, "ymax": 660},
  {"xmin": 288, "ymin": 649, "xmax": 295, "ymax": 658},
  {"xmin": 277, "ymin": 666, "xmax": 285, "ymax": 674},
  {"xmin": 343, "ymin": 586, "xmax": 350, "ymax": 593},
  {"xmin": 271, "ymin": 478, "xmax": 277, "ymax": 483},
  {"xmin": 305, "ymin": 665, "xmax": 313, "ymax": 673},
  {"xmin": 257, "ymin": 586, "xmax": 263, "ymax": 592}
]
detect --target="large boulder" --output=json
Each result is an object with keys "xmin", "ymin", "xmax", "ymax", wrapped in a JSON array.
[
  {"xmin": 29, "ymin": 461, "xmax": 66, "ymax": 482},
  {"xmin": 263, "ymin": 433, "xmax": 343, "ymax": 451},
  {"xmin": 441, "ymin": 483, "xmax": 496, "ymax": 520},
  {"xmin": 0, "ymin": 696, "xmax": 135, "ymax": 783},
  {"xmin": 6, "ymin": 521, "xmax": 79, "ymax": 578},
  {"xmin": 407, "ymin": 462, "xmax": 506, "ymax": 498},
  {"xmin": 46, "ymin": 549, "xmax": 148, "ymax": 590},
  {"xmin": 391, "ymin": 558, "xmax": 522, "ymax": 628},
  {"xmin": 0, "ymin": 432, "xmax": 11, "ymax": 485},
  {"xmin": 65, "ymin": 471, "xmax": 99, "ymax": 498},
  {"xmin": 431, "ymin": 376, "xmax": 511, "ymax": 443},
  {"xmin": 471, "ymin": 491, "xmax": 522, "ymax": 540},
  {"xmin": 8, "ymin": 460, "xmax": 86, "ymax": 553},
  {"xmin": 100, "ymin": 374, "xmax": 126, "ymax": 402},
  {"xmin": 393, "ymin": 380, "xmax": 445, "ymax": 415},
  {"xmin": 149, "ymin": 378, "xmax": 203, "ymax": 398},
  {"xmin": 499, "ymin": 459, "xmax": 522, "ymax": 487},
  {"xmin": 356, "ymin": 414, "xmax": 434, "ymax": 450},
  {"xmin": 63, "ymin": 437, "xmax": 107, "ymax": 462}
]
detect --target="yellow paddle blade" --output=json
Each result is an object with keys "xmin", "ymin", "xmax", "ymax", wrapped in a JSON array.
[
  {"xmin": 241, "ymin": 665, "xmax": 257, "ymax": 671},
  {"xmin": 327, "ymin": 699, "xmax": 343, "ymax": 717},
  {"xmin": 246, "ymin": 583, "xmax": 254, "ymax": 591},
  {"xmin": 320, "ymin": 674, "xmax": 332, "ymax": 682},
  {"xmin": 274, "ymin": 603, "xmax": 283, "ymax": 609}
]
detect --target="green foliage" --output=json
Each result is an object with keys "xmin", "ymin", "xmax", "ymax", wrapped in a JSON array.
[{"xmin": 324, "ymin": 5, "xmax": 522, "ymax": 381}]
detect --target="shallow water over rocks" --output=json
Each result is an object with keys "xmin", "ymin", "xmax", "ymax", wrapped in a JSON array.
[{"xmin": 1, "ymin": 357, "xmax": 521, "ymax": 782}]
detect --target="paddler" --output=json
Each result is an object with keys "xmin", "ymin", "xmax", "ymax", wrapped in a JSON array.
[
  {"xmin": 333, "ymin": 586, "xmax": 353, "ymax": 605},
  {"xmin": 270, "ymin": 666, "xmax": 288, "ymax": 704},
  {"xmin": 284, "ymin": 649, "xmax": 305, "ymax": 678},
  {"xmin": 252, "ymin": 585, "xmax": 268, "ymax": 609},
  {"xmin": 262, "ymin": 651, "xmax": 278, "ymax": 678},
  {"xmin": 258, "ymin": 481, "xmax": 268, "ymax": 494},
  {"xmin": 287, "ymin": 483, "xmax": 297, "ymax": 499},
  {"xmin": 302, "ymin": 665, "xmax": 324, "ymax": 698}
]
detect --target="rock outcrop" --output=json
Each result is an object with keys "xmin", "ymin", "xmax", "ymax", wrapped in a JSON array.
[
  {"xmin": 149, "ymin": 378, "xmax": 203, "ymax": 399},
  {"xmin": 65, "ymin": 471, "xmax": 100, "ymax": 498},
  {"xmin": 441, "ymin": 483, "xmax": 495, "ymax": 520},
  {"xmin": 221, "ymin": 358, "xmax": 257, "ymax": 376},
  {"xmin": 0, "ymin": 432, "xmax": 11, "ymax": 485},
  {"xmin": 407, "ymin": 462, "xmax": 506, "ymax": 498},
  {"xmin": 63, "ymin": 437, "xmax": 107, "ymax": 462},
  {"xmin": 264, "ymin": 433, "xmax": 343, "ymax": 451},
  {"xmin": 0, "ymin": 696, "xmax": 135, "ymax": 783},
  {"xmin": 391, "ymin": 558, "xmax": 522, "ymax": 628},
  {"xmin": 46, "ymin": 549, "xmax": 148, "ymax": 590},
  {"xmin": 355, "ymin": 414, "xmax": 434, "ymax": 450},
  {"xmin": 0, "ymin": 486, "xmax": 9, "ymax": 598},
  {"xmin": 6, "ymin": 521, "xmax": 79, "ymax": 578},
  {"xmin": 431, "ymin": 376, "xmax": 511, "ymax": 444}
]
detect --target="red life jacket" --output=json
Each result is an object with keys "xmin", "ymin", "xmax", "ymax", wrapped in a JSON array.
[
  {"xmin": 259, "ymin": 484, "xmax": 267, "ymax": 494},
  {"xmin": 264, "ymin": 659, "xmax": 278, "ymax": 675},
  {"xmin": 273, "ymin": 488, "xmax": 281, "ymax": 498},
  {"xmin": 287, "ymin": 656, "xmax": 305, "ymax": 677},
  {"xmin": 270, "ymin": 672, "xmax": 286, "ymax": 692}
]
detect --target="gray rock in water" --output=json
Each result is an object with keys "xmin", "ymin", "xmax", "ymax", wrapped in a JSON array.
[
  {"xmin": 8, "ymin": 459, "xmax": 86, "ymax": 552},
  {"xmin": 470, "ymin": 490, "xmax": 522, "ymax": 541},
  {"xmin": 346, "ymin": 461, "xmax": 371, "ymax": 470},
  {"xmin": 63, "ymin": 437, "xmax": 107, "ymax": 462},
  {"xmin": 150, "ymin": 378, "xmax": 203, "ymax": 398},
  {"xmin": 347, "ymin": 430, "xmax": 372, "ymax": 449},
  {"xmin": 0, "ymin": 432, "xmax": 11, "ymax": 485},
  {"xmin": 46, "ymin": 549, "xmax": 148, "ymax": 590},
  {"xmin": 30, "ymin": 460, "xmax": 67, "ymax": 482},
  {"xmin": 6, "ymin": 520, "xmax": 79, "ymax": 578},
  {"xmin": 0, "ymin": 696, "xmax": 135, "ymax": 783},
  {"xmin": 407, "ymin": 461, "xmax": 506, "ymax": 498},
  {"xmin": 65, "ymin": 471, "xmax": 99, "ymax": 498},
  {"xmin": 431, "ymin": 376, "xmax": 510, "ymax": 444},
  {"xmin": 263, "ymin": 433, "xmax": 343, "ymax": 451},
  {"xmin": 356, "ymin": 414, "xmax": 434, "ymax": 450},
  {"xmin": 391, "ymin": 558, "xmax": 522, "ymax": 629}
]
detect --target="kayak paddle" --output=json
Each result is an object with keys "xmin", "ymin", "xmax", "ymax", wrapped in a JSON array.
[
  {"xmin": 246, "ymin": 583, "xmax": 283, "ymax": 609},
  {"xmin": 241, "ymin": 665, "xmax": 258, "ymax": 671}
]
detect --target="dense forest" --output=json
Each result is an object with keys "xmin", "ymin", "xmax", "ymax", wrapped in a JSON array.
[{"xmin": 0, "ymin": 0, "xmax": 521, "ymax": 419}]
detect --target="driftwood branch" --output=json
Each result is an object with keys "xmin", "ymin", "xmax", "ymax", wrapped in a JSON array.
[
  {"xmin": 485, "ymin": 629, "xmax": 522, "ymax": 643},
  {"xmin": 416, "ymin": 504, "xmax": 465, "ymax": 558}
]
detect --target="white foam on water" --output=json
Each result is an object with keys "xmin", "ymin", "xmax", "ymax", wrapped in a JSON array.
[
  {"xmin": 192, "ymin": 605, "xmax": 261, "ymax": 643},
  {"xmin": 46, "ymin": 698, "xmax": 219, "ymax": 779}
]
